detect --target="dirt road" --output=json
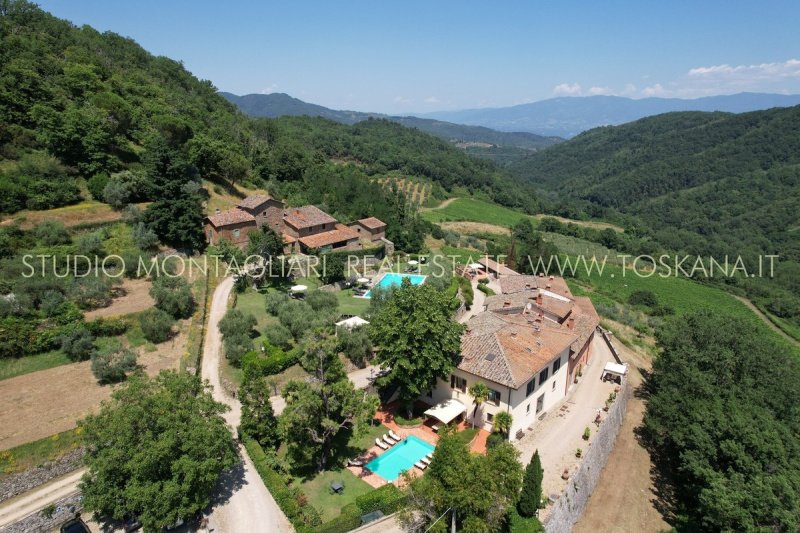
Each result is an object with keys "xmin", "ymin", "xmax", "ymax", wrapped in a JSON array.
[
  {"xmin": 733, "ymin": 295, "xmax": 799, "ymax": 347},
  {"xmin": 0, "ymin": 469, "xmax": 85, "ymax": 528},
  {"xmin": 572, "ymin": 342, "xmax": 670, "ymax": 533},
  {"xmin": 201, "ymin": 276, "xmax": 293, "ymax": 533}
]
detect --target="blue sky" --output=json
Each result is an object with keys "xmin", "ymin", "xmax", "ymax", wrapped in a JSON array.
[{"xmin": 37, "ymin": 0, "xmax": 800, "ymax": 114}]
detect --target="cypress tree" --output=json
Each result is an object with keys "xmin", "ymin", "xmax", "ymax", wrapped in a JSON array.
[{"xmin": 518, "ymin": 449, "xmax": 543, "ymax": 517}]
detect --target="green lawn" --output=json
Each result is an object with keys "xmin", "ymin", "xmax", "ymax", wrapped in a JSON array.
[
  {"xmin": 0, "ymin": 428, "xmax": 83, "ymax": 478},
  {"xmin": 298, "ymin": 469, "xmax": 374, "ymax": 522},
  {"xmin": 0, "ymin": 350, "xmax": 71, "ymax": 381},
  {"xmin": 422, "ymin": 198, "xmax": 528, "ymax": 227},
  {"xmin": 335, "ymin": 288, "xmax": 371, "ymax": 317}
]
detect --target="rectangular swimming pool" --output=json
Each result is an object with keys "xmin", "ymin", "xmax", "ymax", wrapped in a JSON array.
[
  {"xmin": 363, "ymin": 273, "xmax": 427, "ymax": 298},
  {"xmin": 366, "ymin": 435, "xmax": 435, "ymax": 482}
]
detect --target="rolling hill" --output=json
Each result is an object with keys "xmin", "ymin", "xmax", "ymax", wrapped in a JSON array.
[
  {"xmin": 220, "ymin": 92, "xmax": 561, "ymax": 152},
  {"xmin": 510, "ymin": 106, "xmax": 800, "ymax": 337},
  {"xmin": 420, "ymin": 93, "xmax": 800, "ymax": 137}
]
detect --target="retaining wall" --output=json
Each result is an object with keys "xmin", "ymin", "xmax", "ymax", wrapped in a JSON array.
[{"xmin": 543, "ymin": 378, "xmax": 631, "ymax": 533}]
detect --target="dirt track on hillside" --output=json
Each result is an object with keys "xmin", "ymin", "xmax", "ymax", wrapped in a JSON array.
[{"xmin": 572, "ymin": 341, "xmax": 670, "ymax": 533}]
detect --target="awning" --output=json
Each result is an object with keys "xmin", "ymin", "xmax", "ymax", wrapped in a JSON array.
[
  {"xmin": 424, "ymin": 399, "xmax": 467, "ymax": 425},
  {"xmin": 335, "ymin": 316, "xmax": 370, "ymax": 329},
  {"xmin": 602, "ymin": 361, "xmax": 628, "ymax": 377}
]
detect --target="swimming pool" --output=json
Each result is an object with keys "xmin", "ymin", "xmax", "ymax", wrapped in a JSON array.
[
  {"xmin": 363, "ymin": 273, "xmax": 427, "ymax": 298},
  {"xmin": 366, "ymin": 435, "xmax": 435, "ymax": 482}
]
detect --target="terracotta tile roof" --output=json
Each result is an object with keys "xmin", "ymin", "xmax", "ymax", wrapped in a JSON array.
[
  {"xmin": 282, "ymin": 233, "xmax": 297, "ymax": 244},
  {"xmin": 206, "ymin": 208, "xmax": 256, "ymax": 227},
  {"xmin": 459, "ymin": 312, "xmax": 577, "ymax": 388},
  {"xmin": 569, "ymin": 297, "xmax": 600, "ymax": 354},
  {"xmin": 237, "ymin": 194, "xmax": 274, "ymax": 209},
  {"xmin": 499, "ymin": 275, "xmax": 540, "ymax": 294},
  {"xmin": 477, "ymin": 257, "xmax": 518, "ymax": 276},
  {"xmin": 356, "ymin": 217, "xmax": 387, "ymax": 230},
  {"xmin": 298, "ymin": 224, "xmax": 359, "ymax": 248},
  {"xmin": 283, "ymin": 205, "xmax": 337, "ymax": 229},
  {"xmin": 485, "ymin": 291, "xmax": 539, "ymax": 313}
]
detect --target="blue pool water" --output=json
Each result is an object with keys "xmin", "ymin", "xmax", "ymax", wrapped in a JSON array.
[
  {"xmin": 363, "ymin": 273, "xmax": 427, "ymax": 298},
  {"xmin": 366, "ymin": 436, "xmax": 435, "ymax": 481}
]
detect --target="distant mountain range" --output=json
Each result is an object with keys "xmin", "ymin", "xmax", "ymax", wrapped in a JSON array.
[
  {"xmin": 220, "ymin": 92, "xmax": 561, "ymax": 151},
  {"xmin": 419, "ymin": 93, "xmax": 800, "ymax": 138}
]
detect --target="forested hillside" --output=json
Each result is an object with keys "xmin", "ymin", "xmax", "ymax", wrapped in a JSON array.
[
  {"xmin": 511, "ymin": 107, "xmax": 800, "ymax": 336},
  {"xmin": 0, "ymin": 0, "xmax": 542, "ymax": 253}
]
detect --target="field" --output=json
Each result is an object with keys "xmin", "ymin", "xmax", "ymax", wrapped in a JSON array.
[
  {"xmin": 0, "ymin": 200, "xmax": 148, "ymax": 230},
  {"xmin": 0, "ymin": 428, "xmax": 83, "ymax": 480},
  {"xmin": 377, "ymin": 175, "xmax": 435, "ymax": 206},
  {"xmin": 0, "ymin": 350, "xmax": 71, "ymax": 382}
]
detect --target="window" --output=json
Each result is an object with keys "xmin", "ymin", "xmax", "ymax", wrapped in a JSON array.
[
  {"xmin": 487, "ymin": 388, "xmax": 501, "ymax": 405},
  {"xmin": 526, "ymin": 379, "xmax": 536, "ymax": 397},
  {"xmin": 536, "ymin": 393, "xmax": 545, "ymax": 413},
  {"xmin": 553, "ymin": 356, "xmax": 561, "ymax": 374},
  {"xmin": 552, "ymin": 380, "xmax": 557, "ymax": 390},
  {"xmin": 450, "ymin": 375, "xmax": 467, "ymax": 393},
  {"xmin": 539, "ymin": 367, "xmax": 549, "ymax": 386},
  {"xmin": 526, "ymin": 404, "xmax": 531, "ymax": 414},
  {"xmin": 233, "ymin": 229, "xmax": 240, "ymax": 238},
  {"xmin": 486, "ymin": 413, "xmax": 494, "ymax": 422},
  {"xmin": 426, "ymin": 390, "xmax": 433, "ymax": 398}
]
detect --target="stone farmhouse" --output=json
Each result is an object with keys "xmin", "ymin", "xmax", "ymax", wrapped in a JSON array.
[
  {"xmin": 425, "ymin": 272, "xmax": 600, "ymax": 440},
  {"xmin": 204, "ymin": 194, "xmax": 389, "ymax": 254}
]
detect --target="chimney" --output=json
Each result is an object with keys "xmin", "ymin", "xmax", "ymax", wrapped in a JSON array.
[
  {"xmin": 536, "ymin": 293, "xmax": 543, "ymax": 306},
  {"xmin": 510, "ymin": 331, "xmax": 518, "ymax": 338},
  {"xmin": 546, "ymin": 284, "xmax": 551, "ymax": 290},
  {"xmin": 549, "ymin": 275, "xmax": 554, "ymax": 281},
  {"xmin": 215, "ymin": 208, "xmax": 221, "ymax": 215},
  {"xmin": 538, "ymin": 273, "xmax": 545, "ymax": 278},
  {"xmin": 524, "ymin": 283, "xmax": 531, "ymax": 289},
  {"xmin": 535, "ymin": 313, "xmax": 543, "ymax": 323},
  {"xmin": 567, "ymin": 316, "xmax": 575, "ymax": 330},
  {"xmin": 503, "ymin": 301, "xmax": 511, "ymax": 308}
]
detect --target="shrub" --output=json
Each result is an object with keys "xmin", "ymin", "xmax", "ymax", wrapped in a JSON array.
[
  {"xmin": 87, "ymin": 173, "xmax": 109, "ymax": 201},
  {"xmin": 242, "ymin": 344, "xmax": 300, "ymax": 378},
  {"xmin": 60, "ymin": 326, "xmax": 95, "ymax": 361},
  {"xmin": 139, "ymin": 308, "xmax": 175, "ymax": 343},
  {"xmin": 264, "ymin": 324, "xmax": 292, "ymax": 350},
  {"xmin": 315, "ymin": 502, "xmax": 360, "ymax": 533},
  {"xmin": 507, "ymin": 507, "xmax": 544, "ymax": 533},
  {"xmin": 219, "ymin": 309, "xmax": 257, "ymax": 339},
  {"xmin": 486, "ymin": 432, "xmax": 506, "ymax": 450},
  {"xmin": 305, "ymin": 290, "xmax": 338, "ymax": 312},
  {"xmin": 355, "ymin": 483, "xmax": 406, "ymax": 515},
  {"xmin": 32, "ymin": 220, "xmax": 71, "ymax": 246},
  {"xmin": 628, "ymin": 289, "xmax": 659, "ymax": 308},
  {"xmin": 102, "ymin": 176, "xmax": 134, "ymax": 209},
  {"xmin": 132, "ymin": 222, "xmax": 158, "ymax": 251},
  {"xmin": 223, "ymin": 333, "xmax": 253, "ymax": 366},
  {"xmin": 265, "ymin": 291, "xmax": 289, "ymax": 315},
  {"xmin": 583, "ymin": 427, "xmax": 591, "ymax": 440},
  {"xmin": 277, "ymin": 300, "xmax": 314, "ymax": 339},
  {"xmin": 337, "ymin": 327, "xmax": 372, "ymax": 366},
  {"xmin": 91, "ymin": 340, "xmax": 137, "ymax": 384},
  {"xmin": 150, "ymin": 275, "xmax": 194, "ymax": 318},
  {"xmin": 85, "ymin": 317, "xmax": 129, "ymax": 336},
  {"xmin": 477, "ymin": 283, "xmax": 494, "ymax": 296}
]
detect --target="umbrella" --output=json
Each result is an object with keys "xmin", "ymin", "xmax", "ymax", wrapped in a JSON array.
[
  {"xmin": 290, "ymin": 285, "xmax": 308, "ymax": 292},
  {"xmin": 407, "ymin": 260, "xmax": 419, "ymax": 266},
  {"xmin": 357, "ymin": 277, "xmax": 370, "ymax": 284},
  {"xmin": 468, "ymin": 263, "xmax": 483, "ymax": 270}
]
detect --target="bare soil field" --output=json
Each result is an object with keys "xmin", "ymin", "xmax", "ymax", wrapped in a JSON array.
[
  {"xmin": 0, "ymin": 202, "xmax": 148, "ymax": 230},
  {"xmin": 440, "ymin": 220, "xmax": 510, "ymax": 235},
  {"xmin": 84, "ymin": 278, "xmax": 154, "ymax": 319},
  {"xmin": 573, "ymin": 336, "xmax": 670, "ymax": 533},
  {"xmin": 0, "ymin": 325, "xmax": 188, "ymax": 451}
]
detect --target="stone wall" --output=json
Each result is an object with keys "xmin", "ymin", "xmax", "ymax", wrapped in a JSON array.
[
  {"xmin": 0, "ymin": 448, "xmax": 84, "ymax": 503},
  {"xmin": 543, "ymin": 378, "xmax": 632, "ymax": 533},
  {"xmin": 3, "ymin": 492, "xmax": 84, "ymax": 533}
]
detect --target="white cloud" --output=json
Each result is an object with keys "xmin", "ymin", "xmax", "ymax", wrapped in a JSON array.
[
  {"xmin": 588, "ymin": 86, "xmax": 611, "ymax": 95},
  {"xmin": 641, "ymin": 83, "xmax": 666, "ymax": 97},
  {"xmin": 553, "ymin": 83, "xmax": 582, "ymax": 96},
  {"xmin": 621, "ymin": 83, "xmax": 638, "ymax": 96},
  {"xmin": 424, "ymin": 96, "xmax": 440, "ymax": 104},
  {"xmin": 392, "ymin": 96, "xmax": 412, "ymax": 105},
  {"xmin": 260, "ymin": 83, "xmax": 278, "ymax": 94},
  {"xmin": 688, "ymin": 59, "xmax": 800, "ymax": 80}
]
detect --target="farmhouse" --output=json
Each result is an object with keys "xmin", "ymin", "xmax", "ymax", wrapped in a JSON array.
[
  {"xmin": 204, "ymin": 194, "xmax": 387, "ymax": 254},
  {"xmin": 424, "ymin": 273, "xmax": 599, "ymax": 439}
]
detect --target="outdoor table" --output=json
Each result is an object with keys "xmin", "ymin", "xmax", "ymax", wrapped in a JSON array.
[{"xmin": 330, "ymin": 481, "xmax": 344, "ymax": 493}]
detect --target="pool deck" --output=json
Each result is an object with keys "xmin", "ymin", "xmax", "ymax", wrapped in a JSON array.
[{"xmin": 346, "ymin": 401, "xmax": 490, "ymax": 488}]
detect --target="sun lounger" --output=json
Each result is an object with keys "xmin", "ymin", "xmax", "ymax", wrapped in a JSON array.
[
  {"xmin": 347, "ymin": 458, "xmax": 364, "ymax": 467},
  {"xmin": 383, "ymin": 434, "xmax": 398, "ymax": 445},
  {"xmin": 420, "ymin": 457, "xmax": 431, "ymax": 465},
  {"xmin": 388, "ymin": 430, "xmax": 401, "ymax": 441},
  {"xmin": 425, "ymin": 453, "xmax": 434, "ymax": 460},
  {"xmin": 415, "ymin": 461, "xmax": 427, "ymax": 470},
  {"xmin": 376, "ymin": 438, "xmax": 389, "ymax": 450}
]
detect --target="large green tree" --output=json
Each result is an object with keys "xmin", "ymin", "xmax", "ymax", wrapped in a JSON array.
[
  {"xmin": 644, "ymin": 311, "xmax": 800, "ymax": 531},
  {"xmin": 401, "ymin": 428, "xmax": 523, "ymax": 532},
  {"xmin": 278, "ymin": 332, "xmax": 378, "ymax": 471},
  {"xmin": 79, "ymin": 371, "xmax": 237, "ymax": 531},
  {"xmin": 239, "ymin": 375, "xmax": 279, "ymax": 448},
  {"xmin": 370, "ymin": 279, "xmax": 465, "ymax": 417}
]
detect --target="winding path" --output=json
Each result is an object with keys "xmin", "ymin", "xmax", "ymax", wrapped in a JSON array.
[{"xmin": 201, "ymin": 276, "xmax": 293, "ymax": 533}]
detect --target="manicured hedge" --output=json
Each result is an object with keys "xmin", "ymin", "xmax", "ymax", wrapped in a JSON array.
[
  {"xmin": 355, "ymin": 483, "xmax": 406, "ymax": 514},
  {"xmin": 477, "ymin": 283, "xmax": 494, "ymax": 296},
  {"xmin": 241, "ymin": 344, "xmax": 300, "ymax": 379},
  {"xmin": 313, "ymin": 503, "xmax": 361, "ymax": 533},
  {"xmin": 243, "ymin": 438, "xmax": 321, "ymax": 532}
]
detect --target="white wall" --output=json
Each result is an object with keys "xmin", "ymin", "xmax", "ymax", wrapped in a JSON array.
[{"xmin": 425, "ymin": 346, "xmax": 571, "ymax": 438}]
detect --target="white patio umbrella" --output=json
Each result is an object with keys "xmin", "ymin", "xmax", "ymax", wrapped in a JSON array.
[
  {"xmin": 290, "ymin": 284, "xmax": 308, "ymax": 292},
  {"xmin": 407, "ymin": 260, "xmax": 419, "ymax": 266},
  {"xmin": 357, "ymin": 277, "xmax": 370, "ymax": 284}
]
